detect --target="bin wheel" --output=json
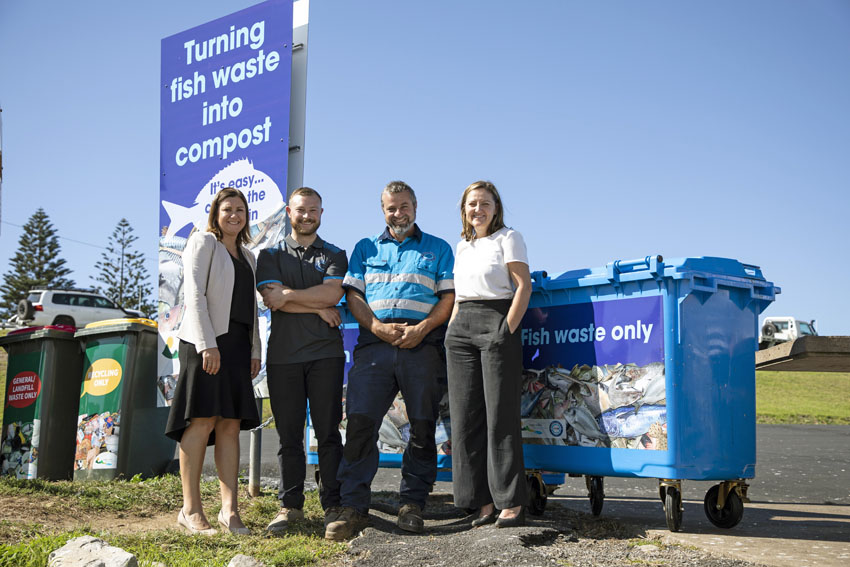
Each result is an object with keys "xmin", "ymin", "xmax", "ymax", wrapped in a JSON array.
[
  {"xmin": 527, "ymin": 475, "xmax": 547, "ymax": 516},
  {"xmin": 704, "ymin": 484, "xmax": 744, "ymax": 529},
  {"xmin": 17, "ymin": 299, "xmax": 34, "ymax": 320},
  {"xmin": 588, "ymin": 476, "xmax": 604, "ymax": 516},
  {"xmin": 658, "ymin": 486, "xmax": 666, "ymax": 503},
  {"xmin": 313, "ymin": 466, "xmax": 322, "ymax": 493},
  {"xmin": 664, "ymin": 486, "xmax": 683, "ymax": 532}
]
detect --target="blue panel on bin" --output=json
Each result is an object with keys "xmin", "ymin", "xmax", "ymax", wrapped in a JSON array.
[{"xmin": 521, "ymin": 255, "xmax": 776, "ymax": 482}]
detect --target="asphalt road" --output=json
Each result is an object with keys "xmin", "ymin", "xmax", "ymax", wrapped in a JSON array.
[
  {"xmin": 203, "ymin": 424, "xmax": 850, "ymax": 567},
  {"xmin": 205, "ymin": 424, "xmax": 849, "ymax": 506}
]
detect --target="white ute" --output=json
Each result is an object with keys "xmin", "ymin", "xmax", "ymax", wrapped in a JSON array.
[{"xmin": 759, "ymin": 316, "xmax": 817, "ymax": 350}]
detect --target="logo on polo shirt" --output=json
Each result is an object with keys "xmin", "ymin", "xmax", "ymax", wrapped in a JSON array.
[
  {"xmin": 314, "ymin": 257, "xmax": 328, "ymax": 273},
  {"xmin": 420, "ymin": 251, "xmax": 435, "ymax": 262}
]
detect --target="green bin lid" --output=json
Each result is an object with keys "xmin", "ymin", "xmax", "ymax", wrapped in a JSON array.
[
  {"xmin": 74, "ymin": 318, "xmax": 158, "ymax": 339},
  {"xmin": 0, "ymin": 325, "xmax": 77, "ymax": 347}
]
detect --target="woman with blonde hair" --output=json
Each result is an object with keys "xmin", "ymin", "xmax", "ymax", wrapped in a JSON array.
[
  {"xmin": 165, "ymin": 187, "xmax": 261, "ymax": 535},
  {"xmin": 445, "ymin": 180, "xmax": 532, "ymax": 528}
]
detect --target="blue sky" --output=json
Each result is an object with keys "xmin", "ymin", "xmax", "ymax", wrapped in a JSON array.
[{"xmin": 1, "ymin": 0, "xmax": 848, "ymax": 334}]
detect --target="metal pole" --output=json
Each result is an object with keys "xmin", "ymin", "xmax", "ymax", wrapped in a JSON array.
[{"xmin": 248, "ymin": 398, "xmax": 263, "ymax": 497}]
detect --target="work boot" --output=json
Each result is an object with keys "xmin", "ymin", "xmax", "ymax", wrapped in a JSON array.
[
  {"xmin": 397, "ymin": 503, "xmax": 424, "ymax": 533},
  {"xmin": 324, "ymin": 507, "xmax": 369, "ymax": 541},
  {"xmin": 266, "ymin": 507, "xmax": 304, "ymax": 534},
  {"xmin": 323, "ymin": 506, "xmax": 344, "ymax": 529}
]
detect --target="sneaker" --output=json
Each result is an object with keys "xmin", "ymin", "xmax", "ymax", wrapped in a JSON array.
[
  {"xmin": 266, "ymin": 507, "xmax": 304, "ymax": 533},
  {"xmin": 324, "ymin": 507, "xmax": 369, "ymax": 541},
  {"xmin": 323, "ymin": 506, "xmax": 344, "ymax": 529},
  {"xmin": 397, "ymin": 503, "xmax": 424, "ymax": 533}
]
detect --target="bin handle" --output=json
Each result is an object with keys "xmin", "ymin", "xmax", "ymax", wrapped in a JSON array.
[
  {"xmin": 531, "ymin": 270, "xmax": 549, "ymax": 287},
  {"xmin": 607, "ymin": 255, "xmax": 663, "ymax": 283}
]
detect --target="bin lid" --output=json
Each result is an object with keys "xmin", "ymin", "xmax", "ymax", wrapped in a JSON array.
[
  {"xmin": 74, "ymin": 317, "xmax": 157, "ymax": 339},
  {"xmin": 84, "ymin": 318, "xmax": 157, "ymax": 329},
  {"xmin": 0, "ymin": 324, "xmax": 77, "ymax": 347},
  {"xmin": 538, "ymin": 255, "xmax": 776, "ymax": 292}
]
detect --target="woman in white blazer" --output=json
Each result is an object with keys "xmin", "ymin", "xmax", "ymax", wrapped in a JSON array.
[{"xmin": 166, "ymin": 187, "xmax": 261, "ymax": 535}]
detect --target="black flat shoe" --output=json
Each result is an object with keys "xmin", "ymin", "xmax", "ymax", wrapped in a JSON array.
[
  {"xmin": 471, "ymin": 512, "xmax": 496, "ymax": 527},
  {"xmin": 495, "ymin": 508, "xmax": 526, "ymax": 528}
]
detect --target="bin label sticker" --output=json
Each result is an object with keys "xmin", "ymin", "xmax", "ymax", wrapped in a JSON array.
[
  {"xmin": 5, "ymin": 372, "xmax": 42, "ymax": 409},
  {"xmin": 82, "ymin": 359, "xmax": 123, "ymax": 397},
  {"xmin": 1, "ymin": 350, "xmax": 43, "ymax": 479},
  {"xmin": 520, "ymin": 295, "xmax": 667, "ymax": 451},
  {"xmin": 76, "ymin": 342, "xmax": 126, "ymax": 471},
  {"xmin": 521, "ymin": 419, "xmax": 567, "ymax": 440}
]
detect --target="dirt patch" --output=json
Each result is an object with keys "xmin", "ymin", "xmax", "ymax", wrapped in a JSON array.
[
  {"xmin": 0, "ymin": 494, "xmax": 177, "ymax": 539},
  {"xmin": 329, "ymin": 492, "xmax": 767, "ymax": 567}
]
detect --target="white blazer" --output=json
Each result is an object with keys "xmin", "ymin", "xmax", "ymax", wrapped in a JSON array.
[{"xmin": 177, "ymin": 231, "xmax": 261, "ymax": 359}]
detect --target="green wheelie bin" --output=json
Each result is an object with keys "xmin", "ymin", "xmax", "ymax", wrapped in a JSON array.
[
  {"xmin": 73, "ymin": 318, "xmax": 175, "ymax": 481},
  {"xmin": 1, "ymin": 325, "xmax": 84, "ymax": 480}
]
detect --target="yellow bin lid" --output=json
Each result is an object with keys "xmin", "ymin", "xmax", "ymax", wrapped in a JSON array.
[{"xmin": 84, "ymin": 318, "xmax": 157, "ymax": 329}]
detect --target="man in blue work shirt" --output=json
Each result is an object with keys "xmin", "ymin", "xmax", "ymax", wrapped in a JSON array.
[{"xmin": 325, "ymin": 181, "xmax": 454, "ymax": 541}]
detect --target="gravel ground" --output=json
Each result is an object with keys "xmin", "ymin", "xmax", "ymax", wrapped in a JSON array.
[{"xmin": 332, "ymin": 492, "xmax": 769, "ymax": 567}]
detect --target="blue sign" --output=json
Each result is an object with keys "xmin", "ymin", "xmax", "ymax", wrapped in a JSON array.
[
  {"xmin": 159, "ymin": 0, "xmax": 292, "ymax": 237},
  {"xmin": 522, "ymin": 295, "xmax": 664, "ymax": 369}
]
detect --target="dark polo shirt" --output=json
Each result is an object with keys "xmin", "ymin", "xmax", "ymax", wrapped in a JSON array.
[{"xmin": 255, "ymin": 234, "xmax": 348, "ymax": 365}]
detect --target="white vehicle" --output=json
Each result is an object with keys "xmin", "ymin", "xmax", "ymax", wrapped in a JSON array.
[
  {"xmin": 10, "ymin": 288, "xmax": 145, "ymax": 329},
  {"xmin": 759, "ymin": 316, "xmax": 817, "ymax": 349}
]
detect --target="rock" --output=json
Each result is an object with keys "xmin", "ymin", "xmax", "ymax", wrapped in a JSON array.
[
  {"xmin": 228, "ymin": 554, "xmax": 267, "ymax": 567},
  {"xmin": 48, "ymin": 535, "xmax": 138, "ymax": 567},
  {"xmin": 633, "ymin": 543, "xmax": 662, "ymax": 555}
]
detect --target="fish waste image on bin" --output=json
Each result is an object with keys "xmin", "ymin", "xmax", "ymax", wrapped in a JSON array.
[{"xmin": 520, "ymin": 295, "xmax": 667, "ymax": 450}]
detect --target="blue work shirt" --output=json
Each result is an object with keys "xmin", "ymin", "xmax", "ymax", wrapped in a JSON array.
[{"xmin": 343, "ymin": 224, "xmax": 454, "ymax": 345}]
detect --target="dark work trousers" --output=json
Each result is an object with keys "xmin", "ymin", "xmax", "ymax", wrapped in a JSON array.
[
  {"xmin": 267, "ymin": 357, "xmax": 344, "ymax": 511},
  {"xmin": 337, "ymin": 341, "xmax": 443, "ymax": 514},
  {"xmin": 445, "ymin": 299, "xmax": 528, "ymax": 510}
]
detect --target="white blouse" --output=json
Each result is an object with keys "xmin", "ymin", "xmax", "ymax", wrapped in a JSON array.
[{"xmin": 453, "ymin": 227, "xmax": 528, "ymax": 302}]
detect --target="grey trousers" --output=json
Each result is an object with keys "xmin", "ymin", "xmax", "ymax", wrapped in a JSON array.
[{"xmin": 445, "ymin": 299, "xmax": 528, "ymax": 510}]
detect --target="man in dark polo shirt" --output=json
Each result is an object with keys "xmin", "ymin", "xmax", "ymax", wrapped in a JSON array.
[{"xmin": 255, "ymin": 186, "xmax": 348, "ymax": 533}]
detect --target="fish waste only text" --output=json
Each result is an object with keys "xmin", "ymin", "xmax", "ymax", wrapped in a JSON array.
[{"xmin": 523, "ymin": 321, "xmax": 655, "ymax": 346}]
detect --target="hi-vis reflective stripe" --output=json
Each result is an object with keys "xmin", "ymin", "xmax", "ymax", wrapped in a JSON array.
[
  {"xmin": 436, "ymin": 279, "xmax": 454, "ymax": 292},
  {"xmin": 369, "ymin": 298, "xmax": 435, "ymax": 314},
  {"xmin": 364, "ymin": 272, "xmax": 436, "ymax": 290},
  {"xmin": 343, "ymin": 275, "xmax": 366, "ymax": 293}
]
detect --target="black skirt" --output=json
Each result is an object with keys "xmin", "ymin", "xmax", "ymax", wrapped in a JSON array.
[{"xmin": 164, "ymin": 320, "xmax": 260, "ymax": 445}]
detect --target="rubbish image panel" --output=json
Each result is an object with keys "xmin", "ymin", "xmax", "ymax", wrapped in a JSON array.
[
  {"xmin": 1, "ymin": 349, "xmax": 43, "ymax": 479},
  {"xmin": 520, "ymin": 295, "xmax": 666, "ymax": 450},
  {"xmin": 75, "ymin": 342, "xmax": 127, "ymax": 471}
]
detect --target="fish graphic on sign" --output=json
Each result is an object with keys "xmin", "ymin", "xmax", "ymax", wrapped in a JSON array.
[{"xmin": 161, "ymin": 158, "xmax": 284, "ymax": 238}]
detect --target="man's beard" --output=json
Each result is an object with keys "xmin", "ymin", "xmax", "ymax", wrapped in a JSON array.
[
  {"xmin": 293, "ymin": 219, "xmax": 320, "ymax": 235},
  {"xmin": 389, "ymin": 218, "xmax": 413, "ymax": 239}
]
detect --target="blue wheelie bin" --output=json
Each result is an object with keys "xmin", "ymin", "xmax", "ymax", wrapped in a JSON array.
[{"xmin": 518, "ymin": 255, "xmax": 777, "ymax": 531}]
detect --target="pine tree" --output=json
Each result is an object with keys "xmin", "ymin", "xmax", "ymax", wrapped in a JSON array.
[
  {"xmin": 0, "ymin": 208, "xmax": 76, "ymax": 318},
  {"xmin": 94, "ymin": 218, "xmax": 155, "ymax": 316}
]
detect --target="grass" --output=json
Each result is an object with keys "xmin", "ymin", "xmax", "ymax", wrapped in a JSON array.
[
  {"xmin": 0, "ymin": 475, "xmax": 344, "ymax": 567},
  {"xmin": 756, "ymin": 371, "xmax": 850, "ymax": 424}
]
